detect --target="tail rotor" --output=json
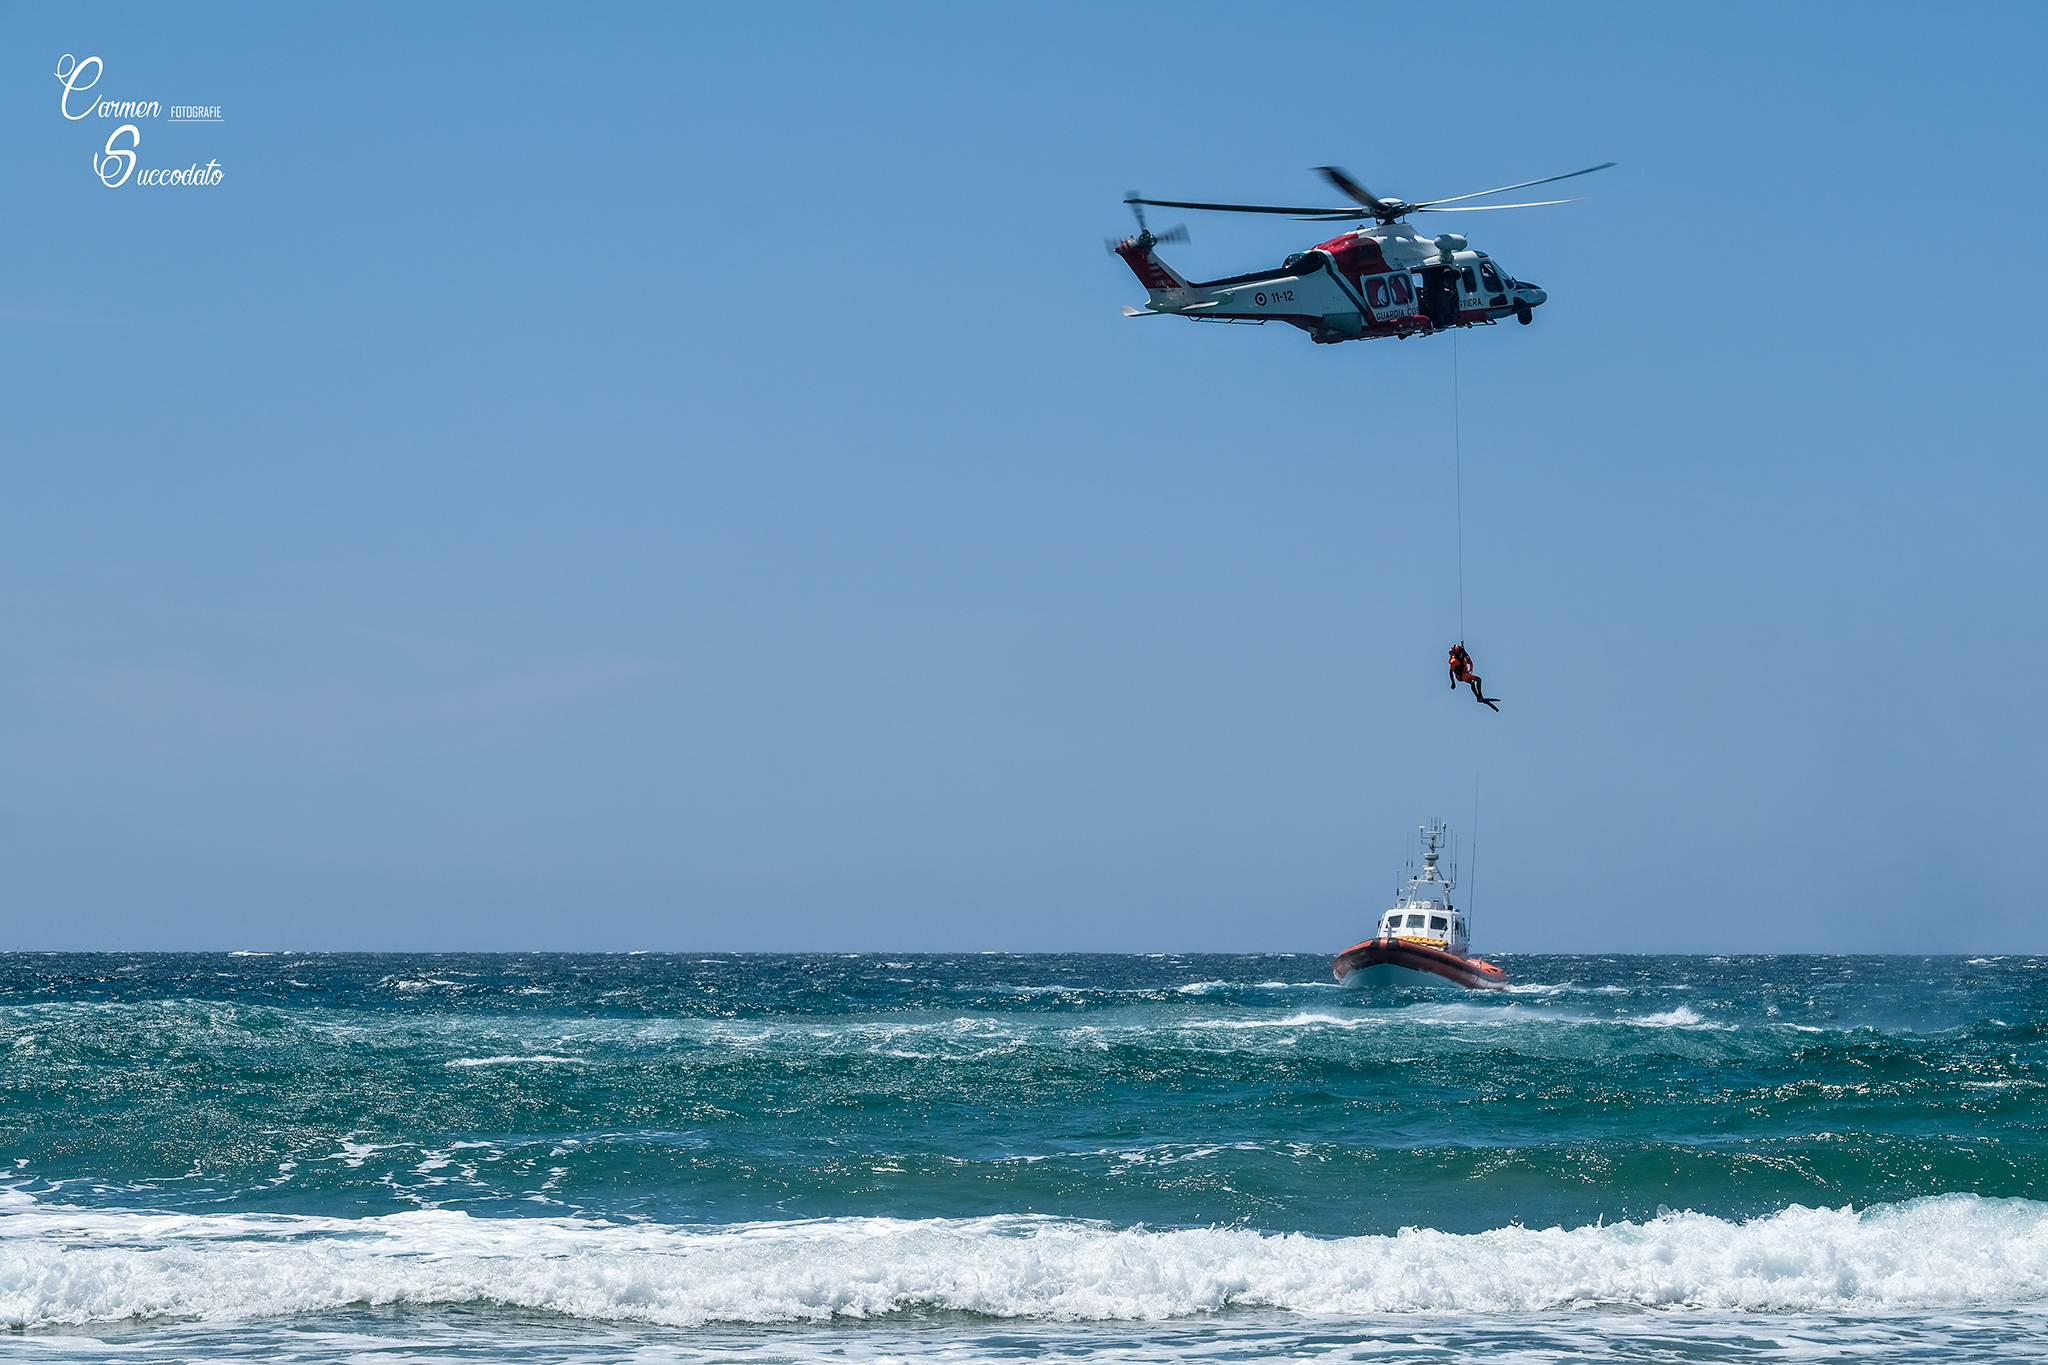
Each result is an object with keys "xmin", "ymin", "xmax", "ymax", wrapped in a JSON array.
[{"xmin": 1108, "ymin": 192, "xmax": 1189, "ymax": 253}]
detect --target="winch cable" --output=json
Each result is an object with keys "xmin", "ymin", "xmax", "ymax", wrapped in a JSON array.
[
  {"xmin": 1453, "ymin": 339, "xmax": 1466, "ymax": 642},
  {"xmin": 1458, "ymin": 362, "xmax": 1485, "ymax": 925}
]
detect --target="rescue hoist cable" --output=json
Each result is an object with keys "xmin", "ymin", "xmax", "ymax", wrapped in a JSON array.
[{"xmin": 1453, "ymin": 340, "xmax": 1466, "ymax": 642}]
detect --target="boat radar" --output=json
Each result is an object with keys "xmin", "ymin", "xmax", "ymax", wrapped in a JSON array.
[{"xmin": 1333, "ymin": 822, "xmax": 1507, "ymax": 990}]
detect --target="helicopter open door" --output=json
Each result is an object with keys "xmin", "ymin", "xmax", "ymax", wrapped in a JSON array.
[{"xmin": 1418, "ymin": 266, "xmax": 1459, "ymax": 327}]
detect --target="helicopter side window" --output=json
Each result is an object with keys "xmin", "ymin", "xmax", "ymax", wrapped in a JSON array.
[
  {"xmin": 1389, "ymin": 274, "xmax": 1412, "ymax": 304},
  {"xmin": 1460, "ymin": 267, "xmax": 1479, "ymax": 293},
  {"xmin": 1430, "ymin": 916, "xmax": 1448, "ymax": 931},
  {"xmin": 1479, "ymin": 261, "xmax": 1504, "ymax": 292},
  {"xmin": 1364, "ymin": 276, "xmax": 1387, "ymax": 308}
]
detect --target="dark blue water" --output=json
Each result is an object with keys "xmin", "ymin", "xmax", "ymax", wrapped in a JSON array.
[{"xmin": 3, "ymin": 953, "xmax": 2045, "ymax": 1361}]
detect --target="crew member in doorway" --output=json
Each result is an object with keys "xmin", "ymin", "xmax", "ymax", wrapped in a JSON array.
[{"xmin": 1448, "ymin": 643, "xmax": 1500, "ymax": 711}]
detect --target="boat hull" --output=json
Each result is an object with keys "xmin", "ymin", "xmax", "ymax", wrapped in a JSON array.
[{"xmin": 1333, "ymin": 937, "xmax": 1508, "ymax": 990}]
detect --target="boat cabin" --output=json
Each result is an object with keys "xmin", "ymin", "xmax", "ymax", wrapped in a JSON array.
[{"xmin": 1378, "ymin": 823, "xmax": 1471, "ymax": 956}]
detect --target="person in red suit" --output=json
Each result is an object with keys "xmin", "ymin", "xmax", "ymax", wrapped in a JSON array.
[{"xmin": 1448, "ymin": 643, "xmax": 1500, "ymax": 711}]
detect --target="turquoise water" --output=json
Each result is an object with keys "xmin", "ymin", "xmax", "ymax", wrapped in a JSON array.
[{"xmin": 3, "ymin": 953, "xmax": 2045, "ymax": 1361}]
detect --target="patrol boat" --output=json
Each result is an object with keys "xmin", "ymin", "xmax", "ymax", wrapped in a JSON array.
[{"xmin": 1333, "ymin": 822, "xmax": 1507, "ymax": 990}]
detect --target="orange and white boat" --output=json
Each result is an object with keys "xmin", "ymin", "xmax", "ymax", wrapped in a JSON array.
[{"xmin": 1333, "ymin": 822, "xmax": 1507, "ymax": 990}]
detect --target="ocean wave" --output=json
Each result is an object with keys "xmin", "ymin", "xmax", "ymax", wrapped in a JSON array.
[{"xmin": 0, "ymin": 1196, "xmax": 2043, "ymax": 1327}]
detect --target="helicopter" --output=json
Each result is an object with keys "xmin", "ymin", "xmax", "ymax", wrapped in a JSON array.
[{"xmin": 1111, "ymin": 162, "xmax": 1613, "ymax": 345}]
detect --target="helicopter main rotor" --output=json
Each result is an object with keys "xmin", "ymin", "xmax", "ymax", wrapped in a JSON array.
[{"xmin": 1128, "ymin": 161, "xmax": 1615, "ymax": 226}]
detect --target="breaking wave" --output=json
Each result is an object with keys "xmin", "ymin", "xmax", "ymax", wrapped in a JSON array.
[{"xmin": 2, "ymin": 1194, "xmax": 2044, "ymax": 1328}]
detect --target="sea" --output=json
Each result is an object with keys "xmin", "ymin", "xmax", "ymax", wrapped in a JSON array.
[{"xmin": 2, "ymin": 952, "xmax": 2045, "ymax": 1363}]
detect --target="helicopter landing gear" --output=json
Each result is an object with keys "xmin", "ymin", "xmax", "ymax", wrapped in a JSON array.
[{"xmin": 1516, "ymin": 305, "xmax": 1533, "ymax": 325}]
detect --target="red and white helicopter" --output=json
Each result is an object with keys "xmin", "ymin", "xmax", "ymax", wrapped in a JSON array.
[{"xmin": 1112, "ymin": 162, "xmax": 1612, "ymax": 345}]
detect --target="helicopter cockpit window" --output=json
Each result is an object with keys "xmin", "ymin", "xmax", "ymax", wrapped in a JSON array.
[
  {"xmin": 1388, "ymin": 274, "xmax": 1412, "ymax": 304},
  {"xmin": 1479, "ymin": 261, "xmax": 1504, "ymax": 292},
  {"xmin": 1364, "ymin": 277, "xmax": 1388, "ymax": 308}
]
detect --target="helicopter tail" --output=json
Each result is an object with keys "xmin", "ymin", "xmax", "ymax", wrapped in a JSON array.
[{"xmin": 1110, "ymin": 234, "xmax": 1190, "ymax": 293}]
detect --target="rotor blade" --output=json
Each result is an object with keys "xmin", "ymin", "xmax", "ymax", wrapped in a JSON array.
[
  {"xmin": 1411, "ymin": 197, "xmax": 1587, "ymax": 212},
  {"xmin": 1127, "ymin": 196, "xmax": 1362, "ymax": 217},
  {"xmin": 1314, "ymin": 166, "xmax": 1395, "ymax": 215},
  {"xmin": 1407, "ymin": 162, "xmax": 1615, "ymax": 210},
  {"xmin": 1152, "ymin": 224, "xmax": 1190, "ymax": 245}
]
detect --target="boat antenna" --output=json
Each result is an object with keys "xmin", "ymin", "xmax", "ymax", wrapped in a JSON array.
[{"xmin": 1468, "ymin": 768, "xmax": 1481, "ymax": 916}]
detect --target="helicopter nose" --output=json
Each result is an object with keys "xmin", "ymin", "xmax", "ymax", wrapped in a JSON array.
[{"xmin": 1518, "ymin": 287, "xmax": 1547, "ymax": 306}]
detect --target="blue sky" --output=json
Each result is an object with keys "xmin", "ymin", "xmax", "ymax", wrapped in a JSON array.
[{"xmin": 4, "ymin": 3, "xmax": 2043, "ymax": 953}]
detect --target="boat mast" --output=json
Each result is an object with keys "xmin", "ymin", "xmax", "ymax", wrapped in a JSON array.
[{"xmin": 1416, "ymin": 821, "xmax": 1454, "ymax": 896}]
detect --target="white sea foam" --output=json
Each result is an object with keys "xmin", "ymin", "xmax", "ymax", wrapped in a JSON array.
[
  {"xmin": 1199, "ymin": 1011, "xmax": 1366, "ymax": 1031},
  {"xmin": 445, "ymin": 1055, "xmax": 587, "ymax": 1067},
  {"xmin": 1629, "ymin": 1006, "xmax": 1731, "ymax": 1029},
  {"xmin": 0, "ymin": 1196, "xmax": 2042, "ymax": 1328}
]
